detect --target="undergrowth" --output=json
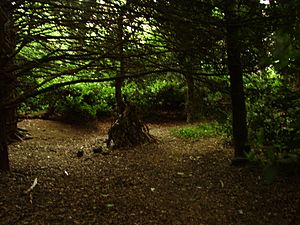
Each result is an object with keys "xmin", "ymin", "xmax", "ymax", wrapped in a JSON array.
[{"xmin": 170, "ymin": 122, "xmax": 223, "ymax": 140}]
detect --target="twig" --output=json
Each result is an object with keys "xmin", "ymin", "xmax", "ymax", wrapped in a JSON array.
[{"xmin": 23, "ymin": 178, "xmax": 38, "ymax": 194}]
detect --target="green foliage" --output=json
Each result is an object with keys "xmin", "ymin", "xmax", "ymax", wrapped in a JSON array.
[
  {"xmin": 148, "ymin": 84, "xmax": 185, "ymax": 112},
  {"xmin": 246, "ymin": 69, "xmax": 300, "ymax": 151},
  {"xmin": 170, "ymin": 122, "xmax": 222, "ymax": 140},
  {"xmin": 19, "ymin": 95, "xmax": 48, "ymax": 114},
  {"xmin": 55, "ymin": 83, "xmax": 115, "ymax": 123},
  {"xmin": 128, "ymin": 79, "xmax": 185, "ymax": 112},
  {"xmin": 201, "ymin": 89, "xmax": 231, "ymax": 121},
  {"xmin": 246, "ymin": 148, "xmax": 300, "ymax": 184},
  {"xmin": 244, "ymin": 68, "xmax": 300, "ymax": 178},
  {"xmin": 19, "ymin": 78, "xmax": 187, "ymax": 121},
  {"xmin": 18, "ymin": 83, "xmax": 115, "ymax": 123},
  {"xmin": 61, "ymin": 99, "xmax": 97, "ymax": 123}
]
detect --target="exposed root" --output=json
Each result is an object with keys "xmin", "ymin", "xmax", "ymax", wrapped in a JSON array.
[
  {"xmin": 107, "ymin": 104, "xmax": 155, "ymax": 148},
  {"xmin": 8, "ymin": 127, "xmax": 32, "ymax": 144}
]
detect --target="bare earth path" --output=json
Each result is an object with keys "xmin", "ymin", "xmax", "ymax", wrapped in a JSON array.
[{"xmin": 0, "ymin": 119, "xmax": 300, "ymax": 225}]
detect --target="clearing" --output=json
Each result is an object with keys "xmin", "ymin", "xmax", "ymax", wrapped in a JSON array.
[{"xmin": 0, "ymin": 119, "xmax": 299, "ymax": 225}]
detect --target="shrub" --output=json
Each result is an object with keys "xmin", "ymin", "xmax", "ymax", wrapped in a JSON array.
[
  {"xmin": 54, "ymin": 84, "xmax": 115, "ymax": 123},
  {"xmin": 129, "ymin": 79, "xmax": 185, "ymax": 112},
  {"xmin": 245, "ymin": 69, "xmax": 300, "ymax": 171}
]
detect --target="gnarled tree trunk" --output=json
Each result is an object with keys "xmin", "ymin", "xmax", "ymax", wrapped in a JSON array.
[{"xmin": 107, "ymin": 103, "xmax": 155, "ymax": 149}]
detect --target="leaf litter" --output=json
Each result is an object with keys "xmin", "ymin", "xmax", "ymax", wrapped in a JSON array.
[{"xmin": 0, "ymin": 119, "xmax": 299, "ymax": 225}]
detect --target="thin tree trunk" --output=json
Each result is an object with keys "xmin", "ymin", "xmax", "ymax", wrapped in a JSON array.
[
  {"xmin": 225, "ymin": 2, "xmax": 250, "ymax": 160},
  {"xmin": 115, "ymin": 10, "xmax": 125, "ymax": 114},
  {"xmin": 294, "ymin": 56, "xmax": 300, "ymax": 91},
  {"xmin": 180, "ymin": 54, "xmax": 195, "ymax": 124},
  {"xmin": 227, "ymin": 57, "xmax": 249, "ymax": 158},
  {"xmin": 115, "ymin": 76, "xmax": 125, "ymax": 114},
  {"xmin": 185, "ymin": 73, "xmax": 194, "ymax": 124}
]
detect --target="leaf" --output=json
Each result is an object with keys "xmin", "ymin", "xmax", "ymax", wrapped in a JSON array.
[
  {"xmin": 106, "ymin": 203, "xmax": 114, "ymax": 208},
  {"xmin": 100, "ymin": 194, "xmax": 109, "ymax": 197},
  {"xmin": 219, "ymin": 180, "xmax": 224, "ymax": 188}
]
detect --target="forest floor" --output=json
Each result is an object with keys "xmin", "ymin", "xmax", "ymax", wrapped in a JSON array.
[{"xmin": 1, "ymin": 119, "xmax": 300, "ymax": 225}]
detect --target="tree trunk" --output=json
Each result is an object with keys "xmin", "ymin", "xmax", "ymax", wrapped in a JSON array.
[
  {"xmin": 185, "ymin": 73, "xmax": 195, "ymax": 124},
  {"xmin": 225, "ymin": 2, "xmax": 250, "ymax": 160},
  {"xmin": 0, "ymin": 110, "xmax": 9, "ymax": 171},
  {"xmin": 294, "ymin": 55, "xmax": 300, "ymax": 91},
  {"xmin": 115, "ymin": 77, "xmax": 125, "ymax": 114},
  {"xmin": 115, "ymin": 10, "xmax": 125, "ymax": 114},
  {"xmin": 0, "ymin": 1, "xmax": 16, "ymax": 171},
  {"xmin": 180, "ymin": 54, "xmax": 196, "ymax": 124}
]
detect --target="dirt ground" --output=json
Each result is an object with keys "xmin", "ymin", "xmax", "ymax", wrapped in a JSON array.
[{"xmin": 0, "ymin": 119, "xmax": 300, "ymax": 225}]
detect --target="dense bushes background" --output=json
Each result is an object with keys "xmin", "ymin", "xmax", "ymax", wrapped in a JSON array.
[
  {"xmin": 18, "ymin": 69, "xmax": 300, "ymax": 167},
  {"xmin": 245, "ymin": 70, "xmax": 300, "ymax": 165},
  {"xmin": 18, "ymin": 79, "xmax": 187, "ymax": 122}
]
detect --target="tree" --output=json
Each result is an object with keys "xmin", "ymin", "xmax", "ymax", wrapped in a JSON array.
[
  {"xmin": 0, "ymin": 0, "xmax": 167, "ymax": 170},
  {"xmin": 150, "ymin": 0, "xmax": 272, "ymax": 160},
  {"xmin": 1, "ymin": 0, "xmax": 285, "ymax": 171},
  {"xmin": 151, "ymin": 0, "xmax": 218, "ymax": 123},
  {"xmin": 115, "ymin": 7, "xmax": 126, "ymax": 114},
  {"xmin": 223, "ymin": 1, "xmax": 249, "ymax": 159},
  {"xmin": 0, "ymin": 0, "xmax": 16, "ymax": 171},
  {"xmin": 95, "ymin": 1, "xmax": 157, "ymax": 147},
  {"xmin": 1, "ymin": 0, "xmax": 117, "ymax": 171},
  {"xmin": 221, "ymin": 0, "xmax": 270, "ymax": 159}
]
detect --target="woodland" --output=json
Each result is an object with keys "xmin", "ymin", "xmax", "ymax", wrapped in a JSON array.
[{"xmin": 0, "ymin": 0, "xmax": 300, "ymax": 224}]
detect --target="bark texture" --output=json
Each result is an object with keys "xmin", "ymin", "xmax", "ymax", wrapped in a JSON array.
[
  {"xmin": 0, "ymin": 110, "xmax": 9, "ymax": 171},
  {"xmin": 225, "ymin": 2, "xmax": 250, "ymax": 159},
  {"xmin": 115, "ymin": 9, "xmax": 126, "ymax": 114},
  {"xmin": 0, "ymin": 1, "xmax": 16, "ymax": 171},
  {"xmin": 107, "ymin": 104, "xmax": 155, "ymax": 149}
]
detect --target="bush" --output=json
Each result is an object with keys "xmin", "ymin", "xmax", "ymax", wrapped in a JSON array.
[
  {"xmin": 126, "ymin": 79, "xmax": 186, "ymax": 112},
  {"xmin": 245, "ymin": 69, "xmax": 300, "ymax": 167},
  {"xmin": 18, "ymin": 83, "xmax": 115, "ymax": 123},
  {"xmin": 119, "ymin": 79, "xmax": 186, "ymax": 120},
  {"xmin": 54, "ymin": 84, "xmax": 115, "ymax": 123},
  {"xmin": 191, "ymin": 77, "xmax": 231, "ymax": 121},
  {"xmin": 59, "ymin": 96, "xmax": 98, "ymax": 123},
  {"xmin": 18, "ymin": 76, "xmax": 230, "ymax": 123}
]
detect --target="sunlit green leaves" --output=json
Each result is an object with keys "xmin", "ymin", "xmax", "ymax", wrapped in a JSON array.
[{"xmin": 211, "ymin": 7, "xmax": 224, "ymax": 19}]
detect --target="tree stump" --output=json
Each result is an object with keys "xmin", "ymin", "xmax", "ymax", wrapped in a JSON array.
[{"xmin": 107, "ymin": 103, "xmax": 155, "ymax": 148}]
